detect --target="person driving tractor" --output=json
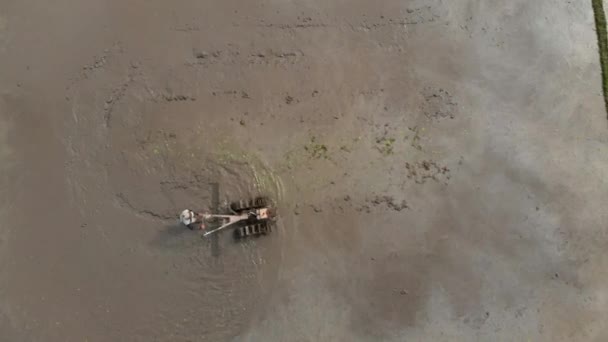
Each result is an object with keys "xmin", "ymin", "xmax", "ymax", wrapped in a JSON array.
[{"xmin": 179, "ymin": 209, "xmax": 206, "ymax": 230}]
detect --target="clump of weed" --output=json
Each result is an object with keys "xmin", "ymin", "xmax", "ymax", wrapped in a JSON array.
[
  {"xmin": 375, "ymin": 136, "xmax": 396, "ymax": 155},
  {"xmin": 305, "ymin": 136, "xmax": 329, "ymax": 159}
]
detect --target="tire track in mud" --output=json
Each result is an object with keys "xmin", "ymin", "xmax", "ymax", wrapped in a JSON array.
[{"xmin": 114, "ymin": 192, "xmax": 176, "ymax": 221}]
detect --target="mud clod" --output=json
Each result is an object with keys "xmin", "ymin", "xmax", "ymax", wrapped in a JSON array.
[
  {"xmin": 367, "ymin": 196, "xmax": 409, "ymax": 211},
  {"xmin": 405, "ymin": 160, "xmax": 451, "ymax": 184},
  {"xmin": 408, "ymin": 126, "xmax": 424, "ymax": 151},
  {"xmin": 421, "ymin": 87, "xmax": 457, "ymax": 120},
  {"xmin": 163, "ymin": 94, "xmax": 196, "ymax": 102},
  {"xmin": 194, "ymin": 51, "xmax": 209, "ymax": 59}
]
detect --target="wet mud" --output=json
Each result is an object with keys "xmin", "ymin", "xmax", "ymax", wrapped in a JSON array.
[{"xmin": 1, "ymin": 0, "xmax": 608, "ymax": 341}]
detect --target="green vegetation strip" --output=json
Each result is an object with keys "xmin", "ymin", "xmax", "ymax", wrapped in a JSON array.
[{"xmin": 592, "ymin": 0, "xmax": 608, "ymax": 116}]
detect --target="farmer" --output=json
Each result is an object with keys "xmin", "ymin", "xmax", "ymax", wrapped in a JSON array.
[{"xmin": 179, "ymin": 209, "xmax": 206, "ymax": 230}]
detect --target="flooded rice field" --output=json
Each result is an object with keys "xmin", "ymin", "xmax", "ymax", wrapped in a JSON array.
[{"xmin": 1, "ymin": 0, "xmax": 608, "ymax": 341}]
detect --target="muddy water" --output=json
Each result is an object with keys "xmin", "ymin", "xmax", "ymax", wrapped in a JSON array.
[
  {"xmin": 66, "ymin": 90, "xmax": 288, "ymax": 340},
  {"xmin": 2, "ymin": 0, "xmax": 608, "ymax": 341},
  {"xmin": 19, "ymin": 35, "xmax": 301, "ymax": 339}
]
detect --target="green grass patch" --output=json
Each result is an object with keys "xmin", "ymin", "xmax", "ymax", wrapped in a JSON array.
[
  {"xmin": 375, "ymin": 136, "xmax": 396, "ymax": 155},
  {"xmin": 304, "ymin": 136, "xmax": 329, "ymax": 159},
  {"xmin": 592, "ymin": 0, "xmax": 608, "ymax": 117}
]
